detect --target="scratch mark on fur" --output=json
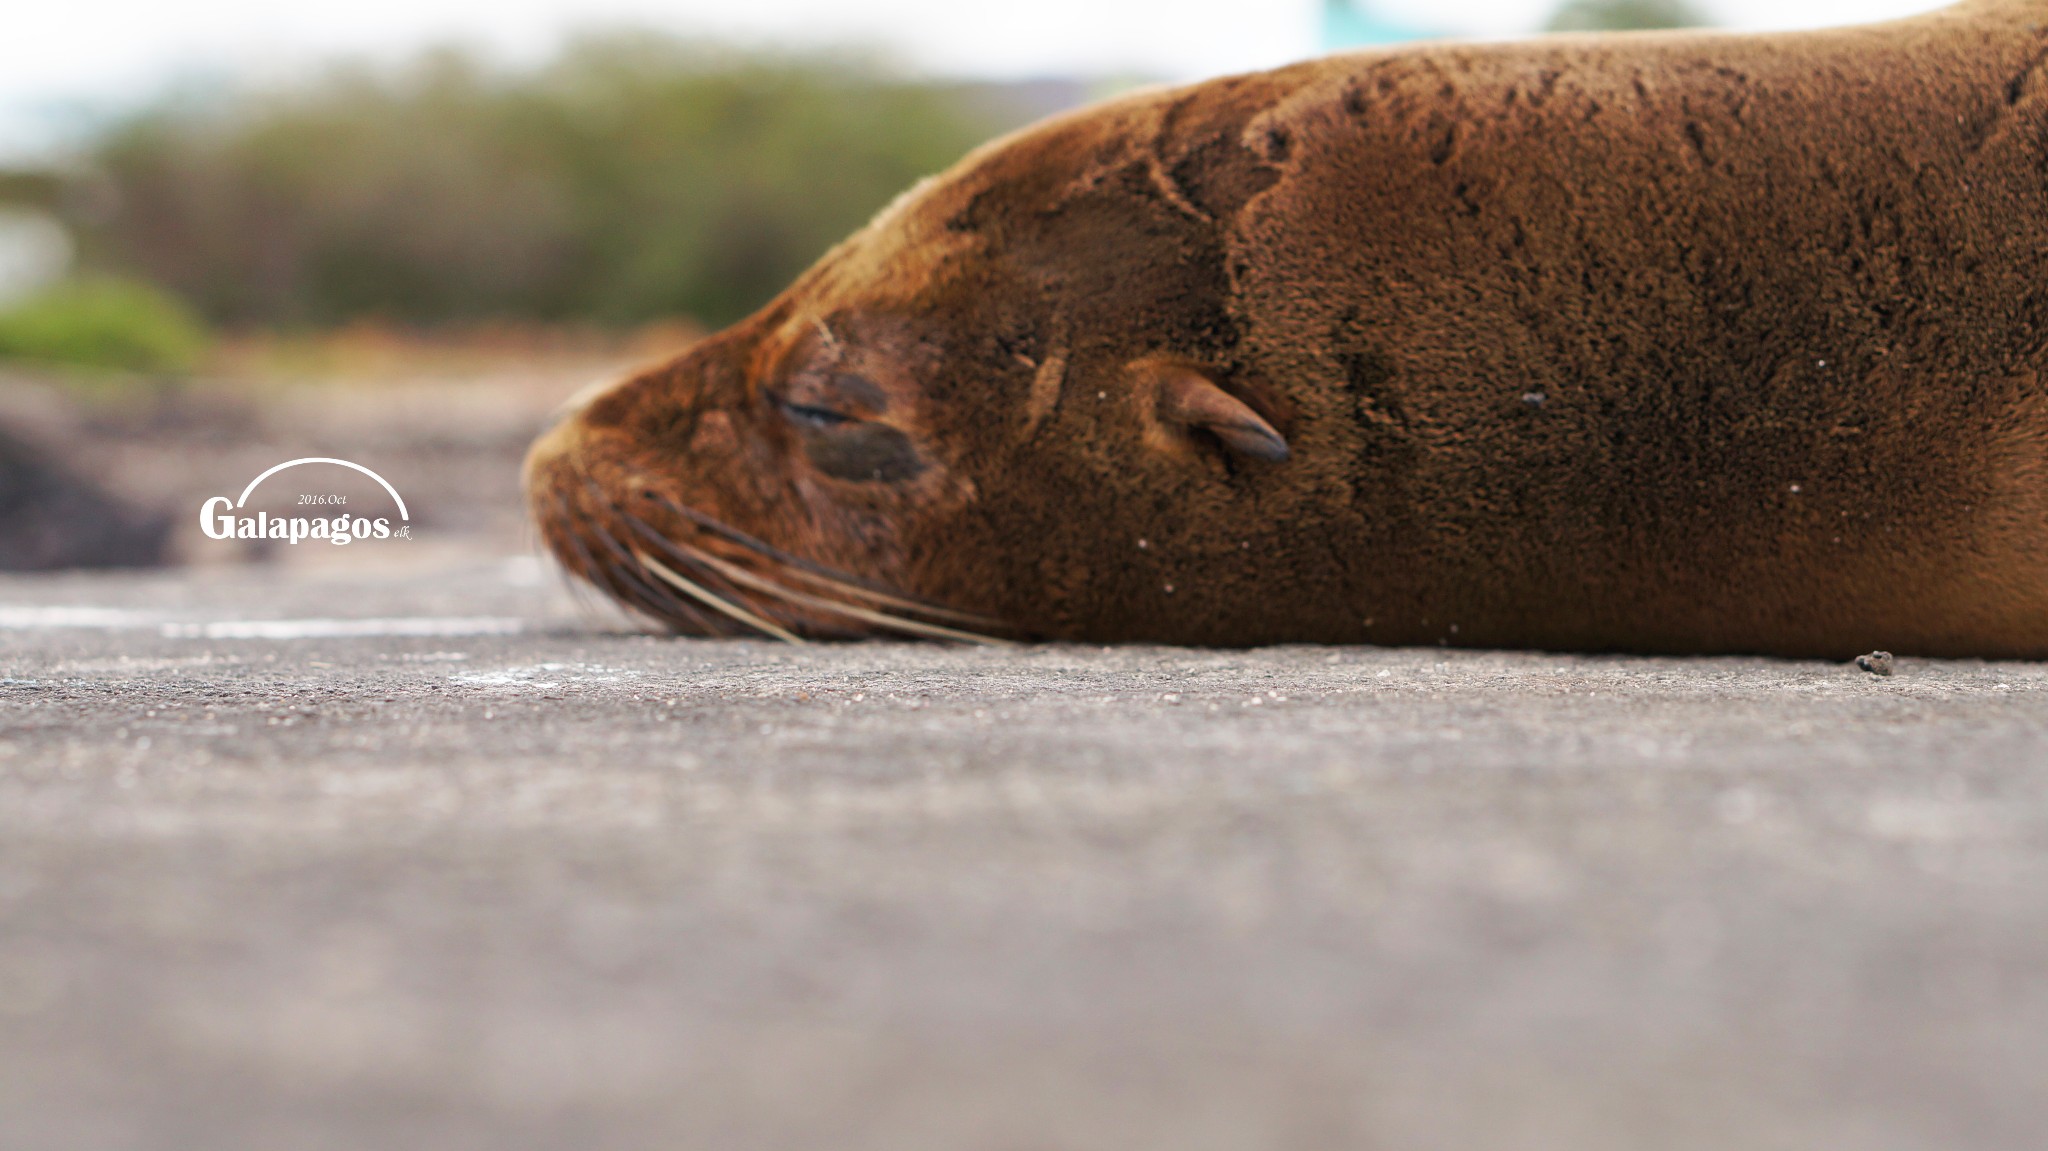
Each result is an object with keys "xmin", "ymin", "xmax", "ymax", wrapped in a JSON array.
[
  {"xmin": 1968, "ymin": 35, "xmax": 2048, "ymax": 154},
  {"xmin": 2007, "ymin": 38, "xmax": 2048, "ymax": 107},
  {"xmin": 1143, "ymin": 91, "xmax": 1224, "ymax": 223},
  {"xmin": 1023, "ymin": 323, "xmax": 1070, "ymax": 436},
  {"xmin": 1145, "ymin": 158, "xmax": 1214, "ymax": 222}
]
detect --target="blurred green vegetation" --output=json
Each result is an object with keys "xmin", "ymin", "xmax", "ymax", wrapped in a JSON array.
[
  {"xmin": 0, "ymin": 276, "xmax": 211, "ymax": 375},
  {"xmin": 67, "ymin": 35, "xmax": 1022, "ymax": 331},
  {"xmin": 0, "ymin": 171, "xmax": 64, "ymax": 211},
  {"xmin": 1545, "ymin": 0, "xmax": 1709, "ymax": 31}
]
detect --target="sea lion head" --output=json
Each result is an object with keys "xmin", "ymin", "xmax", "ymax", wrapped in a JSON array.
[
  {"xmin": 526, "ymin": 82, "xmax": 1308, "ymax": 643},
  {"xmin": 528, "ymin": 7, "xmax": 2048, "ymax": 656}
]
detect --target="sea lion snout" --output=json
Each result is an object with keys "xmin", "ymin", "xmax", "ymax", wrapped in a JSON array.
[{"xmin": 525, "ymin": 314, "xmax": 1011, "ymax": 642}]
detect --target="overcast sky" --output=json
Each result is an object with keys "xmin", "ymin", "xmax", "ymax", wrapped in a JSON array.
[{"xmin": 1, "ymin": 0, "xmax": 1951, "ymax": 158}]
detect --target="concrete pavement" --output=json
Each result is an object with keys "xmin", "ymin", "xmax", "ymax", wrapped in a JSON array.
[{"xmin": 3, "ymin": 558, "xmax": 2046, "ymax": 1149}]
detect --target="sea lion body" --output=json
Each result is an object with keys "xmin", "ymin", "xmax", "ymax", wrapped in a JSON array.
[{"xmin": 528, "ymin": 0, "xmax": 2048, "ymax": 657}]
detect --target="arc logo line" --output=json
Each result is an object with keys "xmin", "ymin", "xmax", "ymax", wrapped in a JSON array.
[{"xmin": 236, "ymin": 457, "xmax": 410, "ymax": 520}]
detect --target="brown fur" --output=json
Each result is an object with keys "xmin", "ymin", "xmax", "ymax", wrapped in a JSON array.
[{"xmin": 527, "ymin": 0, "xmax": 2048, "ymax": 656}]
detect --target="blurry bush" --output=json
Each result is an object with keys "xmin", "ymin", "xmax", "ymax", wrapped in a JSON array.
[
  {"xmin": 0, "ymin": 276, "xmax": 211, "ymax": 374},
  {"xmin": 72, "ymin": 36, "xmax": 1022, "ymax": 330},
  {"xmin": 1545, "ymin": 0, "xmax": 1708, "ymax": 31}
]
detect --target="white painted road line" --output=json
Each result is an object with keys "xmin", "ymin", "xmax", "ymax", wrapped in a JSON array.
[{"xmin": 0, "ymin": 606, "xmax": 525, "ymax": 639}]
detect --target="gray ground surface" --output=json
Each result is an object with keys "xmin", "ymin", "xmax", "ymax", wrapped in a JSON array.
[{"xmin": 3, "ymin": 559, "xmax": 2047, "ymax": 1150}]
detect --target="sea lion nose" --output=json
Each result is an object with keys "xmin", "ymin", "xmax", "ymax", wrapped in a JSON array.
[
  {"xmin": 521, "ymin": 411, "xmax": 586, "ymax": 498},
  {"xmin": 524, "ymin": 349, "xmax": 738, "ymax": 519}
]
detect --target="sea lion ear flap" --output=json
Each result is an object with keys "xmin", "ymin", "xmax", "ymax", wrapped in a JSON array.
[{"xmin": 1154, "ymin": 367, "xmax": 1290, "ymax": 462}]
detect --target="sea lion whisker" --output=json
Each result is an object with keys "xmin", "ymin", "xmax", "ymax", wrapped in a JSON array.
[
  {"xmin": 589, "ymin": 548, "xmax": 687, "ymax": 629},
  {"xmin": 564, "ymin": 479, "xmax": 734, "ymax": 633},
  {"xmin": 579, "ymin": 544, "xmax": 696, "ymax": 632},
  {"xmin": 550, "ymin": 548, "xmax": 619, "ymax": 623},
  {"xmin": 576, "ymin": 479, "xmax": 812, "ymax": 637},
  {"xmin": 546, "ymin": 491, "xmax": 654, "ymax": 616},
  {"xmin": 767, "ymin": 559, "xmax": 1008, "ymax": 629},
  {"xmin": 629, "ymin": 503, "xmax": 998, "ymax": 628},
  {"xmin": 621, "ymin": 515, "xmax": 1012, "ymax": 646},
  {"xmin": 641, "ymin": 490, "xmax": 1004, "ymax": 627},
  {"xmin": 615, "ymin": 513, "xmax": 870, "ymax": 641},
  {"xmin": 554, "ymin": 490, "xmax": 728, "ymax": 636},
  {"xmin": 708, "ymin": 559, "xmax": 1013, "ymax": 645},
  {"xmin": 573, "ymin": 484, "xmax": 786, "ymax": 642},
  {"xmin": 639, "ymin": 489, "xmax": 877, "ymax": 586},
  {"xmin": 632, "ymin": 549, "xmax": 808, "ymax": 644}
]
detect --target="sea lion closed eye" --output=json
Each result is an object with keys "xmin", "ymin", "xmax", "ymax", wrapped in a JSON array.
[{"xmin": 528, "ymin": 0, "xmax": 2048, "ymax": 658}]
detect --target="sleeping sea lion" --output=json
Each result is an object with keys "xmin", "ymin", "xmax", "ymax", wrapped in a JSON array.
[{"xmin": 526, "ymin": 0, "xmax": 2048, "ymax": 657}]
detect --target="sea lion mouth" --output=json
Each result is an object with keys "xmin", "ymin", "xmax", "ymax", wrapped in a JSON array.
[{"xmin": 531, "ymin": 459, "xmax": 1010, "ymax": 646}]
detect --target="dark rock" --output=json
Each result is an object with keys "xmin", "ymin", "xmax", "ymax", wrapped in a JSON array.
[{"xmin": 0, "ymin": 422, "xmax": 171, "ymax": 570}]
